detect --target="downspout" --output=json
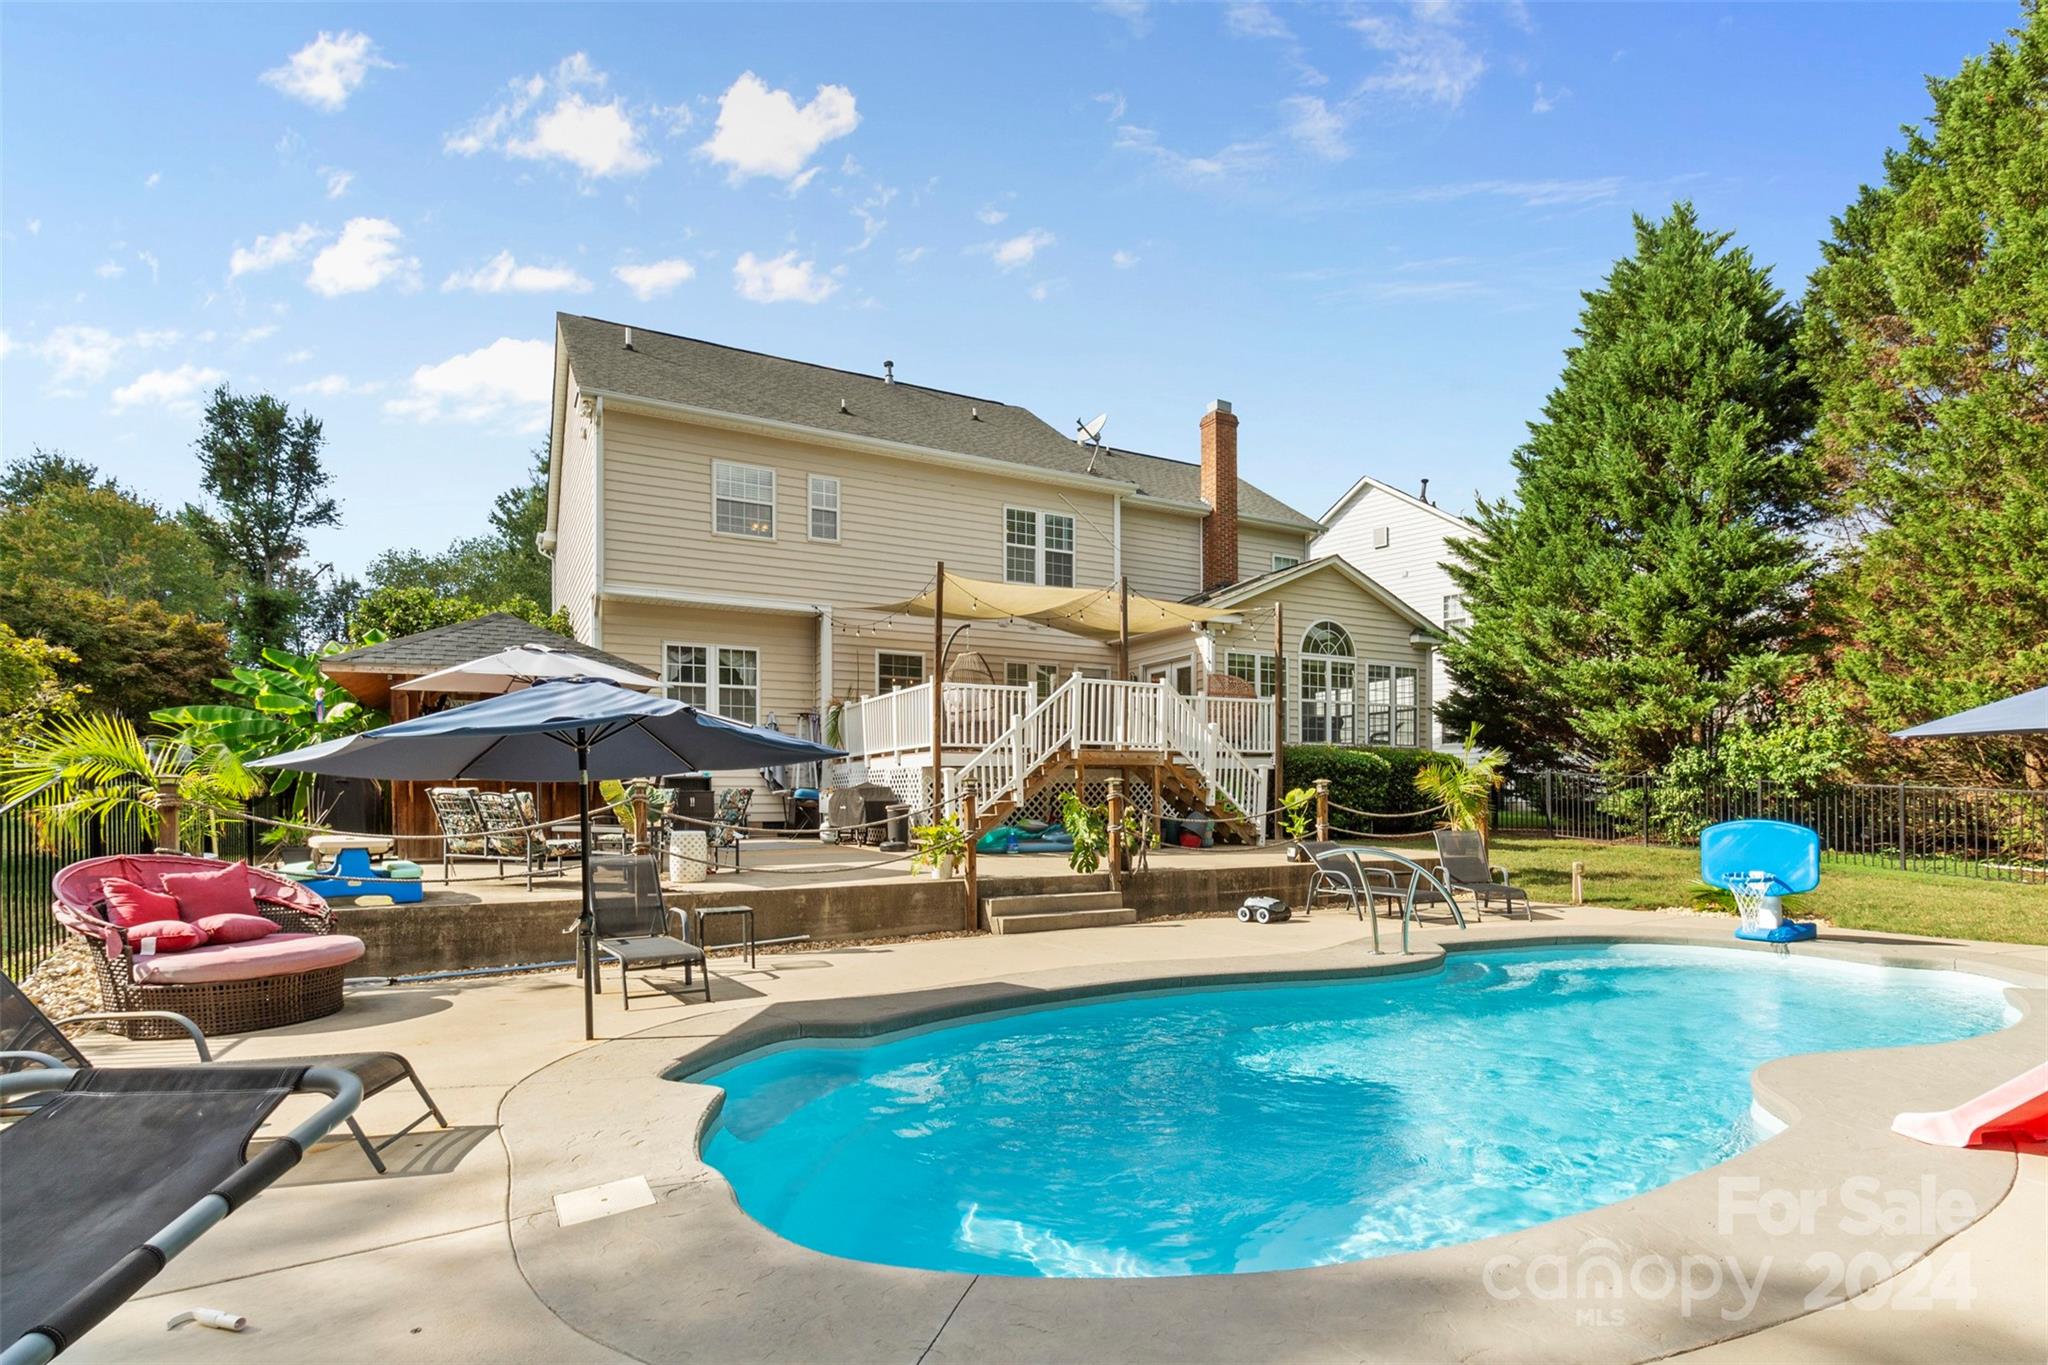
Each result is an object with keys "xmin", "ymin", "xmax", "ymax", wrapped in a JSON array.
[{"xmin": 591, "ymin": 395, "xmax": 606, "ymax": 649}]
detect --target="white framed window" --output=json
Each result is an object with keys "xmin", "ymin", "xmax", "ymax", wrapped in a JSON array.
[
  {"xmin": 717, "ymin": 647, "xmax": 759, "ymax": 725},
  {"xmin": 662, "ymin": 643, "xmax": 708, "ymax": 707},
  {"xmin": 1298, "ymin": 620, "xmax": 1355, "ymax": 744},
  {"xmin": 664, "ymin": 641, "xmax": 760, "ymax": 724},
  {"xmin": 713, "ymin": 461, "xmax": 775, "ymax": 539},
  {"xmin": 1225, "ymin": 649, "xmax": 1276, "ymax": 698},
  {"xmin": 1442, "ymin": 594, "xmax": 1467, "ymax": 632},
  {"xmin": 877, "ymin": 651, "xmax": 925, "ymax": 691},
  {"xmin": 1002, "ymin": 508, "xmax": 1075, "ymax": 586},
  {"xmin": 1004, "ymin": 661, "xmax": 1061, "ymax": 700},
  {"xmin": 1271, "ymin": 553, "xmax": 1301, "ymax": 572},
  {"xmin": 808, "ymin": 475, "xmax": 840, "ymax": 542},
  {"xmin": 1373, "ymin": 526, "xmax": 1391, "ymax": 549},
  {"xmin": 1364, "ymin": 662, "xmax": 1392, "ymax": 744},
  {"xmin": 1393, "ymin": 665, "xmax": 1419, "ymax": 747},
  {"xmin": 1003, "ymin": 508, "xmax": 1037, "ymax": 583}
]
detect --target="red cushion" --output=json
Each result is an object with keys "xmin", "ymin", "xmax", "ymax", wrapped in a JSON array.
[
  {"xmin": 124, "ymin": 919, "xmax": 208, "ymax": 953},
  {"xmin": 191, "ymin": 911, "xmax": 279, "ymax": 944},
  {"xmin": 100, "ymin": 878, "xmax": 182, "ymax": 929},
  {"xmin": 160, "ymin": 861, "xmax": 255, "ymax": 923}
]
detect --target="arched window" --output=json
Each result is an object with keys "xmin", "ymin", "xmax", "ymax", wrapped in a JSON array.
[{"xmin": 1298, "ymin": 620, "xmax": 1356, "ymax": 744}]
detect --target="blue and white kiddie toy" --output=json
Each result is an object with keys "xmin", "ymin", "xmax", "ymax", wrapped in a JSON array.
[{"xmin": 1700, "ymin": 819, "xmax": 1819, "ymax": 943}]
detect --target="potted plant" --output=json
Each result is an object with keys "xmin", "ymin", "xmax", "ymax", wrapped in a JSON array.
[
  {"xmin": 1278, "ymin": 786, "xmax": 1316, "ymax": 855},
  {"xmin": 1056, "ymin": 791, "xmax": 1108, "ymax": 874},
  {"xmin": 911, "ymin": 810, "xmax": 968, "ymax": 878}
]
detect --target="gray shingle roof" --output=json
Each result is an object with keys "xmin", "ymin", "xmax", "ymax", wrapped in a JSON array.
[
  {"xmin": 322, "ymin": 613, "xmax": 647, "ymax": 676},
  {"xmin": 555, "ymin": 314, "xmax": 1321, "ymax": 531}
]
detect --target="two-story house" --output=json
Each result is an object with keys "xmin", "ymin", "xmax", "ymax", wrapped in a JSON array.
[
  {"xmin": 1314, "ymin": 476, "xmax": 1480, "ymax": 752},
  {"xmin": 543, "ymin": 314, "xmax": 1437, "ymax": 836}
]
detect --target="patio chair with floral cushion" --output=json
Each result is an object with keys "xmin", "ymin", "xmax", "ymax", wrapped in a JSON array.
[
  {"xmin": 50, "ymin": 855, "xmax": 366, "ymax": 1037},
  {"xmin": 426, "ymin": 786, "xmax": 501, "ymax": 882},
  {"xmin": 472, "ymin": 789, "xmax": 573, "ymax": 890},
  {"xmin": 510, "ymin": 786, "xmax": 584, "ymax": 859},
  {"xmin": 709, "ymin": 787, "xmax": 751, "ymax": 872}
]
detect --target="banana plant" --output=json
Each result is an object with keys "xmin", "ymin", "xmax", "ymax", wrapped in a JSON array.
[
  {"xmin": 0, "ymin": 710, "xmax": 261, "ymax": 852},
  {"xmin": 152, "ymin": 633, "xmax": 388, "ymax": 823}
]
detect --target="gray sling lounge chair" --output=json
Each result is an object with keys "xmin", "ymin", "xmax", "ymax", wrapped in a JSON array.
[
  {"xmin": 1432, "ymin": 830, "xmax": 1532, "ymax": 919},
  {"xmin": 0, "ymin": 972, "xmax": 445, "ymax": 1175},
  {"xmin": 0, "ymin": 1062, "xmax": 361, "ymax": 1365},
  {"xmin": 589, "ymin": 854, "xmax": 711, "ymax": 1008}
]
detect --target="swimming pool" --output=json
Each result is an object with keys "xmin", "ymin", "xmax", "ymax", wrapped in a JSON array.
[{"xmin": 695, "ymin": 944, "xmax": 2015, "ymax": 1278}]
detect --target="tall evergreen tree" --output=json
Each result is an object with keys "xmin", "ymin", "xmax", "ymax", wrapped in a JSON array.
[
  {"xmin": 1800, "ymin": 5, "xmax": 2047, "ymax": 788},
  {"xmin": 186, "ymin": 385, "xmax": 341, "ymax": 657},
  {"xmin": 1442, "ymin": 203, "xmax": 1821, "ymax": 772}
]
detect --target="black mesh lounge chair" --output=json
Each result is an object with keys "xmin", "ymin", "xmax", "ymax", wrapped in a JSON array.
[
  {"xmin": 1, "ymin": 972, "xmax": 445, "ymax": 1175},
  {"xmin": 589, "ymin": 854, "xmax": 711, "ymax": 1008},
  {"xmin": 1433, "ymin": 830, "xmax": 1532, "ymax": 919},
  {"xmin": 0, "ymin": 1061, "xmax": 361, "ymax": 1365}
]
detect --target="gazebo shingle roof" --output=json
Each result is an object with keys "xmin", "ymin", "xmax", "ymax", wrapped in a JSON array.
[{"xmin": 323, "ymin": 613, "xmax": 646, "ymax": 678}]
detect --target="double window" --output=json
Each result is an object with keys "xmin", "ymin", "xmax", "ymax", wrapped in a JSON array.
[
  {"xmin": 876, "ymin": 651, "xmax": 925, "ymax": 691},
  {"xmin": 713, "ymin": 461, "xmax": 775, "ymax": 539},
  {"xmin": 1003, "ymin": 508, "xmax": 1075, "ymax": 586},
  {"xmin": 1271, "ymin": 553, "xmax": 1301, "ymax": 572},
  {"xmin": 1004, "ymin": 661, "xmax": 1061, "ymax": 700},
  {"xmin": 1359, "ymin": 661, "xmax": 1420, "ymax": 746},
  {"xmin": 1224, "ymin": 649, "xmax": 1277, "ymax": 698},
  {"xmin": 1442, "ymin": 594, "xmax": 1467, "ymax": 632},
  {"xmin": 809, "ymin": 475, "xmax": 840, "ymax": 542},
  {"xmin": 663, "ymin": 643, "xmax": 760, "ymax": 725}
]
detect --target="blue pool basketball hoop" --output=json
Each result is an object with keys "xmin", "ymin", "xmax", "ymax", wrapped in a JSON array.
[{"xmin": 1700, "ymin": 820, "xmax": 1820, "ymax": 943}]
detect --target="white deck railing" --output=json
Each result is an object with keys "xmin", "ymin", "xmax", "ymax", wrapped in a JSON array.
[{"xmin": 842, "ymin": 682, "xmax": 1033, "ymax": 760}]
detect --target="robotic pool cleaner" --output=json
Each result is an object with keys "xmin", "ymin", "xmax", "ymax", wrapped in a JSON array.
[{"xmin": 1237, "ymin": 896, "xmax": 1291, "ymax": 925}]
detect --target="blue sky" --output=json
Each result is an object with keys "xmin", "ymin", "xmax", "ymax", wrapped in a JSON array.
[{"xmin": 0, "ymin": 2, "xmax": 2015, "ymax": 580}]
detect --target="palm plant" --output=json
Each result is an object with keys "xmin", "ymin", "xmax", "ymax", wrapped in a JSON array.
[
  {"xmin": 1416, "ymin": 723, "xmax": 1508, "ymax": 835},
  {"xmin": 152, "ymin": 636, "xmax": 385, "ymax": 823},
  {"xmin": 0, "ymin": 710, "xmax": 262, "ymax": 852}
]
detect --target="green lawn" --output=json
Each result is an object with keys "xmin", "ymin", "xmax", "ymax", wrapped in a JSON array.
[{"xmin": 1489, "ymin": 836, "xmax": 2048, "ymax": 946}]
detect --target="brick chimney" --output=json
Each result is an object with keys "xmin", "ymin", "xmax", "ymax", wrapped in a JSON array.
[{"xmin": 1199, "ymin": 399, "xmax": 1239, "ymax": 592}]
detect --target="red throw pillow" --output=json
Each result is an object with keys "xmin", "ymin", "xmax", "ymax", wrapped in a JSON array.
[
  {"xmin": 192, "ymin": 911, "xmax": 279, "ymax": 944},
  {"xmin": 100, "ymin": 878, "xmax": 182, "ymax": 930},
  {"xmin": 160, "ymin": 861, "xmax": 255, "ymax": 923},
  {"xmin": 124, "ymin": 919, "xmax": 208, "ymax": 953}
]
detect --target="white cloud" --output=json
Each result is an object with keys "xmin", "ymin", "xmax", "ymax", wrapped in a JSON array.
[
  {"xmin": 1226, "ymin": 3, "xmax": 1291, "ymax": 39},
  {"xmin": 982, "ymin": 228, "xmax": 1055, "ymax": 271},
  {"xmin": 237, "ymin": 324, "xmax": 279, "ymax": 344},
  {"xmin": 897, "ymin": 245, "xmax": 930, "ymax": 266},
  {"xmin": 1112, "ymin": 249, "xmax": 1139, "ymax": 269},
  {"xmin": 442, "ymin": 250, "xmax": 592, "ymax": 294},
  {"xmin": 447, "ymin": 54, "xmax": 655, "ymax": 180},
  {"xmin": 229, "ymin": 223, "xmax": 322, "ymax": 278},
  {"xmin": 1403, "ymin": 176, "xmax": 1621, "ymax": 206},
  {"xmin": 1098, "ymin": 1, "xmax": 1151, "ymax": 36},
  {"xmin": 144, "ymin": 171, "xmax": 161, "ymax": 189},
  {"xmin": 25, "ymin": 219, "xmax": 40, "ymax": 236},
  {"xmin": 698, "ymin": 71, "xmax": 859, "ymax": 183},
  {"xmin": 1113, "ymin": 124, "xmax": 1268, "ymax": 180},
  {"xmin": 36, "ymin": 324, "xmax": 176, "ymax": 390},
  {"xmin": 612, "ymin": 258, "xmax": 696, "ymax": 300},
  {"xmin": 0, "ymin": 330, "xmax": 14, "ymax": 360},
  {"xmin": 1352, "ymin": 3, "xmax": 1486, "ymax": 107},
  {"xmin": 95, "ymin": 260, "xmax": 126, "ymax": 280},
  {"xmin": 976, "ymin": 205, "xmax": 1009, "ymax": 226},
  {"xmin": 323, "ymin": 167, "xmax": 354, "ymax": 198},
  {"xmin": 1532, "ymin": 83, "xmax": 1568, "ymax": 114},
  {"xmin": 306, "ymin": 217, "xmax": 418, "ymax": 296},
  {"xmin": 1093, "ymin": 90, "xmax": 1127, "ymax": 122},
  {"xmin": 385, "ymin": 337, "xmax": 552, "ymax": 430},
  {"xmin": 283, "ymin": 348, "xmax": 315, "ymax": 364},
  {"xmin": 137, "ymin": 250, "xmax": 160, "ymax": 283},
  {"xmin": 112, "ymin": 364, "xmax": 226, "ymax": 411},
  {"xmin": 1282, "ymin": 95, "xmax": 1349, "ymax": 160},
  {"xmin": 293, "ymin": 373, "xmax": 379, "ymax": 397},
  {"xmin": 732, "ymin": 250, "xmax": 839, "ymax": 304},
  {"xmin": 261, "ymin": 31, "xmax": 390, "ymax": 112}
]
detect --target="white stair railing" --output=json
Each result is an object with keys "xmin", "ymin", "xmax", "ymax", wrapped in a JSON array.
[
  {"xmin": 947, "ymin": 674, "xmax": 1080, "ymax": 813},
  {"xmin": 1154, "ymin": 688, "xmax": 1266, "ymax": 831}
]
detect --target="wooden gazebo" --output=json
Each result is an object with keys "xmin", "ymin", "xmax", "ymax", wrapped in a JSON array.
[{"xmin": 321, "ymin": 614, "xmax": 657, "ymax": 860}]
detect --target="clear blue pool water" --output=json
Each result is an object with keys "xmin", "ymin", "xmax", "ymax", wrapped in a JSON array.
[{"xmin": 695, "ymin": 944, "xmax": 2014, "ymax": 1278}]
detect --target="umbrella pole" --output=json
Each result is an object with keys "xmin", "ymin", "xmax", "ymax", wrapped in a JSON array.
[{"xmin": 577, "ymin": 732, "xmax": 596, "ymax": 1041}]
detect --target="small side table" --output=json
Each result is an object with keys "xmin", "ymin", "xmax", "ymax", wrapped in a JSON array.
[{"xmin": 694, "ymin": 904, "xmax": 757, "ymax": 969}]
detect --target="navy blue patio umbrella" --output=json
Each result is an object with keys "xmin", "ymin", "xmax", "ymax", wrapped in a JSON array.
[
  {"xmin": 1892, "ymin": 684, "xmax": 2048, "ymax": 738},
  {"xmin": 252, "ymin": 677, "xmax": 842, "ymax": 1038}
]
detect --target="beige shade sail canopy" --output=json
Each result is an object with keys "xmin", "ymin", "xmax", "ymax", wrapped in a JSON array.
[{"xmin": 871, "ymin": 571, "xmax": 1238, "ymax": 641}]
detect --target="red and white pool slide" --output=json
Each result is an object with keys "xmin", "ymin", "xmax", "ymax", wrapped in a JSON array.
[{"xmin": 1892, "ymin": 1062, "xmax": 2048, "ymax": 1148}]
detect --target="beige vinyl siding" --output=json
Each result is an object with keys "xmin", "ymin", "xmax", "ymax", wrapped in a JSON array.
[
  {"xmin": 1239, "ymin": 523, "xmax": 1313, "ymax": 581},
  {"xmin": 600, "ymin": 599, "xmax": 820, "ymax": 811},
  {"xmin": 1206, "ymin": 567, "xmax": 1431, "ymax": 747},
  {"xmin": 830, "ymin": 616, "xmax": 1113, "ymax": 698},
  {"xmin": 553, "ymin": 379, "xmax": 599, "ymax": 644},
  {"xmin": 1120, "ymin": 505, "xmax": 1203, "ymax": 601},
  {"xmin": 598, "ymin": 407, "xmax": 1120, "ymax": 604},
  {"xmin": 1313, "ymin": 484, "xmax": 1473, "ymax": 748}
]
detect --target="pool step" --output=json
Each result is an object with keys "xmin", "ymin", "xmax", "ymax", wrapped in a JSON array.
[{"xmin": 985, "ymin": 891, "xmax": 1136, "ymax": 935}]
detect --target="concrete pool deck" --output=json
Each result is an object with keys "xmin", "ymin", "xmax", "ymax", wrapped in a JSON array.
[{"xmin": 57, "ymin": 904, "xmax": 2048, "ymax": 1364}]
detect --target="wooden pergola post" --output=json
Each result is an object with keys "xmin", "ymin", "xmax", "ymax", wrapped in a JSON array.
[
  {"xmin": 930, "ymin": 561, "xmax": 945, "ymax": 818},
  {"xmin": 1272, "ymin": 601, "xmax": 1287, "ymax": 838}
]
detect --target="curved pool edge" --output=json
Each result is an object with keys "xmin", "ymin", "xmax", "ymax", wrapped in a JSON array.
[{"xmin": 501, "ymin": 919, "xmax": 2048, "ymax": 1364}]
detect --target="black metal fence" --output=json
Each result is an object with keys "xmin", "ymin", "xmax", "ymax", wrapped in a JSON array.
[{"xmin": 1493, "ymin": 770, "xmax": 2048, "ymax": 884}]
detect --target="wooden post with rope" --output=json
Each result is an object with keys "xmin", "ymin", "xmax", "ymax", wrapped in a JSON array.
[
  {"xmin": 930, "ymin": 561, "xmax": 946, "ymax": 823},
  {"xmin": 1314, "ymin": 778, "xmax": 1330, "ymax": 843},
  {"xmin": 155, "ymin": 776, "xmax": 181, "ymax": 854},
  {"xmin": 1106, "ymin": 775, "xmax": 1124, "ymax": 893},
  {"xmin": 962, "ymin": 782, "xmax": 980, "ymax": 930}
]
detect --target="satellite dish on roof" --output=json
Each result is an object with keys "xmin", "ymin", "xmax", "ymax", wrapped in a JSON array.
[{"xmin": 1075, "ymin": 413, "xmax": 1108, "ymax": 446}]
